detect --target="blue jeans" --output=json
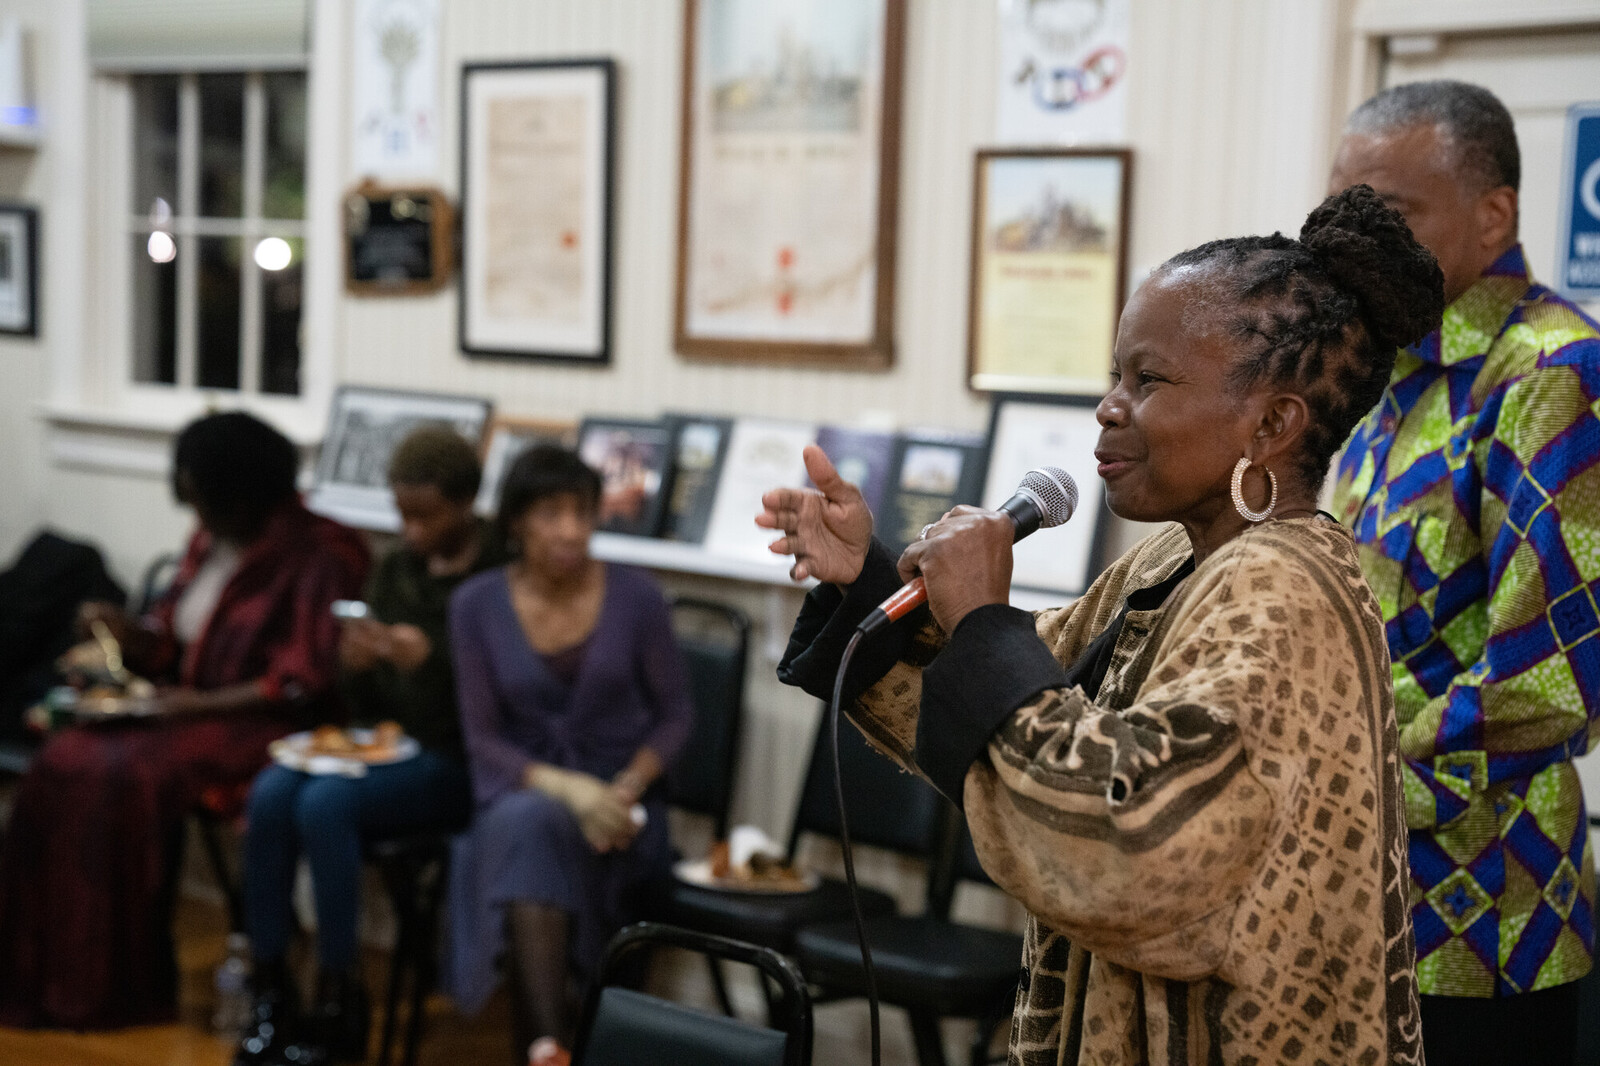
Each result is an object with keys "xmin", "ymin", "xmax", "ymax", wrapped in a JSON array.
[{"xmin": 243, "ymin": 750, "xmax": 472, "ymax": 968}]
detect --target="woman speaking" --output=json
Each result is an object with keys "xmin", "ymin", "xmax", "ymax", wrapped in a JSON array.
[{"xmin": 761, "ymin": 186, "xmax": 1442, "ymax": 1065}]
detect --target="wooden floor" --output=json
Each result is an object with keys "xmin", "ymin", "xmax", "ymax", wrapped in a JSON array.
[
  {"xmin": 0, "ymin": 893, "xmax": 514, "ymax": 1066},
  {"xmin": 0, "ymin": 875, "xmax": 986, "ymax": 1066}
]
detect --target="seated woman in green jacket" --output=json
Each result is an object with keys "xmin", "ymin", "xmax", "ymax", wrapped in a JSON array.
[{"xmin": 236, "ymin": 426, "xmax": 503, "ymax": 1066}]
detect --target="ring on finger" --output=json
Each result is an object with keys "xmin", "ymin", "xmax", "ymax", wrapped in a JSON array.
[{"xmin": 920, "ymin": 523, "xmax": 935, "ymax": 540}]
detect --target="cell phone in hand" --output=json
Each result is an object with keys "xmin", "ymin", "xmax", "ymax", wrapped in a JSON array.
[{"xmin": 330, "ymin": 600, "xmax": 371, "ymax": 620}]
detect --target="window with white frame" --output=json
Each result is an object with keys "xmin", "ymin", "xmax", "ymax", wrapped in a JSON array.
[{"xmin": 129, "ymin": 71, "xmax": 306, "ymax": 396}]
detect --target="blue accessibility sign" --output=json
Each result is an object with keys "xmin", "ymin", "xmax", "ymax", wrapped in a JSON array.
[{"xmin": 1558, "ymin": 104, "xmax": 1600, "ymax": 298}]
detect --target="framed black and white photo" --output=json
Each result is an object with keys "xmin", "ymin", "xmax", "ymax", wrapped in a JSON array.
[
  {"xmin": 308, "ymin": 386, "xmax": 492, "ymax": 531},
  {"xmin": 0, "ymin": 204, "xmax": 39, "ymax": 336},
  {"xmin": 983, "ymin": 394, "xmax": 1107, "ymax": 598},
  {"xmin": 460, "ymin": 59, "xmax": 615, "ymax": 363}
]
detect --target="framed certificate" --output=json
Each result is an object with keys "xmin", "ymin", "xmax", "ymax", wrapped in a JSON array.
[
  {"xmin": 674, "ymin": 0, "xmax": 906, "ymax": 367},
  {"xmin": 968, "ymin": 148, "xmax": 1132, "ymax": 396},
  {"xmin": 982, "ymin": 394, "xmax": 1107, "ymax": 597},
  {"xmin": 460, "ymin": 59, "xmax": 615, "ymax": 363}
]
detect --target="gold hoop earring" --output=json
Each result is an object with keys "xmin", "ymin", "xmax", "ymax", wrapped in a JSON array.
[{"xmin": 1231, "ymin": 457, "xmax": 1277, "ymax": 523}]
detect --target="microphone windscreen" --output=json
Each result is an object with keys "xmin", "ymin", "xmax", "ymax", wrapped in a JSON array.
[{"xmin": 1019, "ymin": 467, "xmax": 1078, "ymax": 528}]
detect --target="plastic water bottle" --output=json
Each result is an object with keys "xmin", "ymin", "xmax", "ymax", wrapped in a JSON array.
[{"xmin": 212, "ymin": 933, "xmax": 253, "ymax": 1037}]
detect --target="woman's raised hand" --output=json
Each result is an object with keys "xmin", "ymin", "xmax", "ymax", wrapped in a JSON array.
[{"xmin": 756, "ymin": 444, "xmax": 874, "ymax": 585}]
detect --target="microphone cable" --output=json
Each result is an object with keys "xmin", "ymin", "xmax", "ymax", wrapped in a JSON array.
[{"xmin": 829, "ymin": 627, "xmax": 881, "ymax": 1066}]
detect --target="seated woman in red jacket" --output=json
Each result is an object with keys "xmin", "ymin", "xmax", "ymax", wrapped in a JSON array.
[{"xmin": 0, "ymin": 411, "xmax": 369, "ymax": 1030}]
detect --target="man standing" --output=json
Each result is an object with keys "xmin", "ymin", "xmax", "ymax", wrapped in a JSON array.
[{"xmin": 1331, "ymin": 80, "xmax": 1600, "ymax": 1063}]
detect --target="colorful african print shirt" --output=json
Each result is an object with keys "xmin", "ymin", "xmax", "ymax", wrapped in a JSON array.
[{"xmin": 1332, "ymin": 245, "xmax": 1600, "ymax": 998}]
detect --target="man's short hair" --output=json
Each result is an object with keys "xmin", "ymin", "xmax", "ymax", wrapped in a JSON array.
[
  {"xmin": 1347, "ymin": 79, "xmax": 1519, "ymax": 193},
  {"xmin": 388, "ymin": 424, "xmax": 482, "ymax": 503}
]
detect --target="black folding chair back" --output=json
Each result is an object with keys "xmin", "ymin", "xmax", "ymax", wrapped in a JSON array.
[
  {"xmin": 573, "ymin": 922, "xmax": 811, "ymax": 1066},
  {"xmin": 795, "ymin": 804, "xmax": 1023, "ymax": 1066},
  {"xmin": 664, "ymin": 597, "xmax": 750, "ymax": 839},
  {"xmin": 786, "ymin": 710, "xmax": 945, "ymax": 858}
]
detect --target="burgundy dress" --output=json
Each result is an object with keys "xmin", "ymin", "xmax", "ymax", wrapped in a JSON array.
[{"xmin": 0, "ymin": 500, "xmax": 368, "ymax": 1029}]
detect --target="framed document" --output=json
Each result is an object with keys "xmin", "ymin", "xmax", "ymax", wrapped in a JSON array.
[
  {"xmin": 344, "ymin": 182, "xmax": 454, "ymax": 295},
  {"xmin": 702, "ymin": 418, "xmax": 818, "ymax": 565},
  {"xmin": 460, "ymin": 59, "xmax": 614, "ymax": 363},
  {"xmin": 874, "ymin": 429, "xmax": 988, "ymax": 554},
  {"xmin": 476, "ymin": 416, "xmax": 576, "ymax": 517},
  {"xmin": 983, "ymin": 394, "xmax": 1107, "ymax": 597},
  {"xmin": 0, "ymin": 204, "xmax": 39, "ymax": 336},
  {"xmin": 968, "ymin": 148, "xmax": 1132, "ymax": 396},
  {"xmin": 576, "ymin": 418, "xmax": 674, "ymax": 538},
  {"xmin": 674, "ymin": 0, "xmax": 906, "ymax": 367},
  {"xmin": 309, "ymin": 386, "xmax": 492, "ymax": 532}
]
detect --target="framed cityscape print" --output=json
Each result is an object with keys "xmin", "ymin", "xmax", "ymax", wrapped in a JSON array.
[
  {"xmin": 460, "ymin": 59, "xmax": 615, "ymax": 363},
  {"xmin": 968, "ymin": 148, "xmax": 1131, "ymax": 396},
  {"xmin": 674, "ymin": 0, "xmax": 906, "ymax": 367}
]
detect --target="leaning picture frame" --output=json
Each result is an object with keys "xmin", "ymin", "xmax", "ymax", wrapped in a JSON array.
[
  {"xmin": 968, "ymin": 148, "xmax": 1132, "ymax": 396},
  {"xmin": 475, "ymin": 416, "xmax": 577, "ymax": 517},
  {"xmin": 307, "ymin": 386, "xmax": 493, "ymax": 532},
  {"xmin": 459, "ymin": 59, "xmax": 615, "ymax": 363},
  {"xmin": 674, "ymin": 0, "xmax": 906, "ymax": 367},
  {"xmin": 0, "ymin": 203, "xmax": 39, "ymax": 336},
  {"xmin": 982, "ymin": 393, "xmax": 1108, "ymax": 599}
]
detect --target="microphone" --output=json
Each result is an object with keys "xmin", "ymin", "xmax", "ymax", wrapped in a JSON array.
[{"xmin": 857, "ymin": 467, "xmax": 1078, "ymax": 636}]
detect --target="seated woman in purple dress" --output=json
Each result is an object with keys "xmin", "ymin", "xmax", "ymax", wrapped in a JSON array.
[{"xmin": 445, "ymin": 445, "xmax": 693, "ymax": 1064}]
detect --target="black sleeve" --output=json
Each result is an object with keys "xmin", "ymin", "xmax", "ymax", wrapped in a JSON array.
[
  {"xmin": 915, "ymin": 603, "xmax": 1068, "ymax": 803},
  {"xmin": 776, "ymin": 538, "xmax": 924, "ymax": 704}
]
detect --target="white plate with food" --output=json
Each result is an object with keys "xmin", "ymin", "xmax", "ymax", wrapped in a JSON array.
[
  {"xmin": 269, "ymin": 724, "xmax": 419, "ymax": 777},
  {"xmin": 673, "ymin": 835, "xmax": 820, "ymax": 895},
  {"xmin": 61, "ymin": 688, "xmax": 163, "ymax": 719}
]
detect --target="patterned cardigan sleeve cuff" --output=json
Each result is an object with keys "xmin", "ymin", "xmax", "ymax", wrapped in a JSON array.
[
  {"xmin": 917, "ymin": 603, "xmax": 1068, "ymax": 803},
  {"xmin": 776, "ymin": 538, "xmax": 921, "ymax": 704}
]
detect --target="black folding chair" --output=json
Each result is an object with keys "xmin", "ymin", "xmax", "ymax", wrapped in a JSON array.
[
  {"xmin": 663, "ymin": 596, "xmax": 750, "ymax": 840},
  {"xmin": 795, "ymin": 806, "xmax": 1023, "ymax": 1066},
  {"xmin": 572, "ymin": 922, "xmax": 811, "ymax": 1066},
  {"xmin": 368, "ymin": 832, "xmax": 452, "ymax": 1066}
]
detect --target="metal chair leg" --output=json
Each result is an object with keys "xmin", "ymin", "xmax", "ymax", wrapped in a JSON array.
[
  {"xmin": 377, "ymin": 868, "xmax": 415, "ymax": 1066},
  {"xmin": 706, "ymin": 955, "xmax": 736, "ymax": 1017},
  {"xmin": 197, "ymin": 813, "xmax": 245, "ymax": 933}
]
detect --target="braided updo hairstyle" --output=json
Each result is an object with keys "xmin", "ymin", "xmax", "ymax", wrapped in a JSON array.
[{"xmin": 1158, "ymin": 184, "xmax": 1444, "ymax": 488}]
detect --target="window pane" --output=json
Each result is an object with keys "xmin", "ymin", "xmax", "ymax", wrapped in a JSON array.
[
  {"xmin": 260, "ymin": 237, "xmax": 302, "ymax": 395},
  {"xmin": 263, "ymin": 73, "xmax": 306, "ymax": 220},
  {"xmin": 197, "ymin": 236, "xmax": 241, "ymax": 389},
  {"xmin": 131, "ymin": 233, "xmax": 177, "ymax": 384},
  {"xmin": 198, "ymin": 73, "xmax": 245, "ymax": 218},
  {"xmin": 132, "ymin": 75, "xmax": 179, "ymax": 217}
]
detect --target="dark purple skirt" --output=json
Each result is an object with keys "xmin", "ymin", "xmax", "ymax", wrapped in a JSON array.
[{"xmin": 444, "ymin": 788, "xmax": 670, "ymax": 1012}]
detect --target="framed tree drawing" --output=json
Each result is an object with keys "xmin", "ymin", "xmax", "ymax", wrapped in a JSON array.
[
  {"xmin": 674, "ymin": 0, "xmax": 906, "ymax": 367},
  {"xmin": 460, "ymin": 59, "xmax": 615, "ymax": 363},
  {"xmin": 968, "ymin": 148, "xmax": 1132, "ymax": 396}
]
